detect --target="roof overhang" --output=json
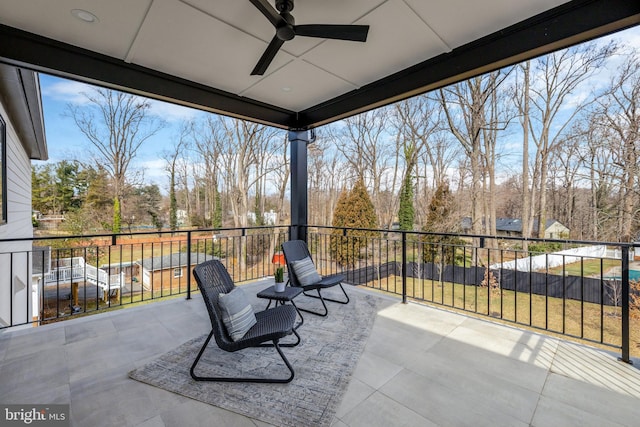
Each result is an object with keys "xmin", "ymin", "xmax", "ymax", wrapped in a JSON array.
[
  {"xmin": 0, "ymin": 0, "xmax": 638, "ymax": 130},
  {"xmin": 0, "ymin": 63, "xmax": 47, "ymax": 159}
]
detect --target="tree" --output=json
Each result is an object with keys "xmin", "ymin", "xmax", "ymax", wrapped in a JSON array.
[
  {"xmin": 330, "ymin": 108, "xmax": 392, "ymax": 225},
  {"xmin": 523, "ymin": 42, "xmax": 616, "ymax": 238},
  {"xmin": 439, "ymin": 71, "xmax": 510, "ymax": 241},
  {"xmin": 68, "ymin": 88, "xmax": 164, "ymax": 233},
  {"xmin": 421, "ymin": 181, "xmax": 463, "ymax": 266},
  {"xmin": 330, "ymin": 179, "xmax": 379, "ymax": 267},
  {"xmin": 392, "ymin": 95, "xmax": 442, "ymax": 230},
  {"xmin": 592, "ymin": 50, "xmax": 640, "ymax": 242}
]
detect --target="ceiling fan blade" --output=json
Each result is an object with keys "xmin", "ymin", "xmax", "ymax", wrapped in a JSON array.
[
  {"xmin": 294, "ymin": 24, "xmax": 369, "ymax": 42},
  {"xmin": 249, "ymin": 0, "xmax": 285, "ymax": 28},
  {"xmin": 251, "ymin": 35, "xmax": 285, "ymax": 75}
]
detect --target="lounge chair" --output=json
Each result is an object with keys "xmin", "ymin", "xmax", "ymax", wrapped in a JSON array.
[
  {"xmin": 281, "ymin": 240, "xmax": 349, "ymax": 316},
  {"xmin": 191, "ymin": 259, "xmax": 300, "ymax": 383}
]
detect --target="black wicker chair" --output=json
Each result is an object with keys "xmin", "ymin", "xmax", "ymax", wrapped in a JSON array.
[
  {"xmin": 281, "ymin": 240, "xmax": 349, "ymax": 317},
  {"xmin": 191, "ymin": 260, "xmax": 300, "ymax": 383}
]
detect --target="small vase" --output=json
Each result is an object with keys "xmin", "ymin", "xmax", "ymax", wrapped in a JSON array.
[{"xmin": 275, "ymin": 281, "xmax": 286, "ymax": 293}]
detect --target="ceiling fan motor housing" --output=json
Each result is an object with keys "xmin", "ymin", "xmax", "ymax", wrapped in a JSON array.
[
  {"xmin": 276, "ymin": 0, "xmax": 294, "ymax": 13},
  {"xmin": 276, "ymin": 12, "xmax": 295, "ymax": 40}
]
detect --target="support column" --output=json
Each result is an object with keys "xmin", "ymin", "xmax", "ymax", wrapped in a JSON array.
[{"xmin": 289, "ymin": 130, "xmax": 309, "ymax": 242}]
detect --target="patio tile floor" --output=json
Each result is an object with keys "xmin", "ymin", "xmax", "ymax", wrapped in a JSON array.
[{"xmin": 1, "ymin": 281, "xmax": 640, "ymax": 426}]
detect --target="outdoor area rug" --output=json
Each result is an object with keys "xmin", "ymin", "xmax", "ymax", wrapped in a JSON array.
[{"xmin": 129, "ymin": 292, "xmax": 383, "ymax": 427}]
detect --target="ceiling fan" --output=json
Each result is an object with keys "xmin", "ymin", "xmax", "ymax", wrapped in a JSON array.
[{"xmin": 249, "ymin": 0, "xmax": 370, "ymax": 75}]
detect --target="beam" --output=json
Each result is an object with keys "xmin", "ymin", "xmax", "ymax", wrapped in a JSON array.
[
  {"xmin": 0, "ymin": 24, "xmax": 297, "ymax": 130},
  {"xmin": 298, "ymin": 0, "xmax": 640, "ymax": 128}
]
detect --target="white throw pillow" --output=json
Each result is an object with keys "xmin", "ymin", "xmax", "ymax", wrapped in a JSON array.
[
  {"xmin": 218, "ymin": 288, "xmax": 257, "ymax": 341},
  {"xmin": 291, "ymin": 257, "xmax": 322, "ymax": 286}
]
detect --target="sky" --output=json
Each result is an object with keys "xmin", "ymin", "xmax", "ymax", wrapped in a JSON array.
[
  {"xmin": 39, "ymin": 74, "xmax": 208, "ymax": 191},
  {"xmin": 37, "ymin": 25, "xmax": 640, "ymax": 193}
]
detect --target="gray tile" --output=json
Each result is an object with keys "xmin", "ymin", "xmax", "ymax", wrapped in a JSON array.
[
  {"xmin": 352, "ymin": 351, "xmax": 402, "ymax": 390},
  {"xmin": 341, "ymin": 391, "xmax": 437, "ymax": 427},
  {"xmin": 4, "ymin": 326, "xmax": 66, "ymax": 361},
  {"xmin": 158, "ymin": 399, "xmax": 257, "ymax": 427},
  {"xmin": 541, "ymin": 372, "xmax": 640, "ymax": 427},
  {"xmin": 134, "ymin": 415, "xmax": 166, "ymax": 427},
  {"xmin": 1, "ymin": 288, "xmax": 640, "ymax": 427},
  {"xmin": 69, "ymin": 368, "xmax": 161, "ymax": 427},
  {"xmin": 336, "ymin": 378, "xmax": 376, "ymax": 419},
  {"xmin": 380, "ymin": 369, "xmax": 531, "ymax": 427},
  {"xmin": 64, "ymin": 316, "xmax": 117, "ymax": 344},
  {"xmin": 551, "ymin": 341, "xmax": 640, "ymax": 398},
  {"xmin": 532, "ymin": 395, "xmax": 627, "ymax": 427},
  {"xmin": 64, "ymin": 331, "xmax": 136, "ymax": 382},
  {"xmin": 427, "ymin": 333, "xmax": 550, "ymax": 393},
  {"xmin": 0, "ymin": 346, "xmax": 69, "ymax": 403}
]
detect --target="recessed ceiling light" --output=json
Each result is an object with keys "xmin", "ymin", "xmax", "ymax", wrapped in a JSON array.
[
  {"xmin": 71, "ymin": 9, "xmax": 99, "ymax": 23},
  {"xmin": 282, "ymin": 87, "xmax": 292, "ymax": 92}
]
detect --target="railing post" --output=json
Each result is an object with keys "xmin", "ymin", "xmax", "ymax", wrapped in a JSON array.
[
  {"xmin": 111, "ymin": 234, "xmax": 117, "ymax": 246},
  {"xmin": 620, "ymin": 246, "xmax": 631, "ymax": 363},
  {"xmin": 289, "ymin": 130, "xmax": 309, "ymax": 242},
  {"xmin": 402, "ymin": 232, "xmax": 407, "ymax": 304},
  {"xmin": 186, "ymin": 231, "xmax": 192, "ymax": 300}
]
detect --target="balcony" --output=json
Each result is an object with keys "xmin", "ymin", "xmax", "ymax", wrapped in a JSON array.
[
  {"xmin": 1, "ymin": 278, "xmax": 640, "ymax": 426},
  {"xmin": 1, "ymin": 226, "xmax": 640, "ymax": 425}
]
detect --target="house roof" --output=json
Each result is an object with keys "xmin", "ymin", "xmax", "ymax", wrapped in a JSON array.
[
  {"xmin": 0, "ymin": 1, "xmax": 637, "ymax": 130},
  {"xmin": 0, "ymin": 63, "xmax": 47, "ymax": 159},
  {"xmin": 138, "ymin": 252, "xmax": 217, "ymax": 272}
]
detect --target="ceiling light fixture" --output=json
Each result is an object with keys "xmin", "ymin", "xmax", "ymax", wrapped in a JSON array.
[{"xmin": 71, "ymin": 9, "xmax": 99, "ymax": 23}]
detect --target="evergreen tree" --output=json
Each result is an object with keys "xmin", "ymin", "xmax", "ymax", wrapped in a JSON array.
[
  {"xmin": 113, "ymin": 197, "xmax": 121, "ymax": 233},
  {"xmin": 330, "ymin": 179, "xmax": 379, "ymax": 267},
  {"xmin": 398, "ymin": 144, "xmax": 417, "ymax": 231},
  {"xmin": 212, "ymin": 188, "xmax": 222, "ymax": 228},
  {"xmin": 169, "ymin": 172, "xmax": 178, "ymax": 231},
  {"xmin": 422, "ymin": 181, "xmax": 464, "ymax": 265},
  {"xmin": 398, "ymin": 173, "xmax": 414, "ymax": 231}
]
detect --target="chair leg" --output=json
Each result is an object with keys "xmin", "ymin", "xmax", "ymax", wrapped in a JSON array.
[
  {"xmin": 260, "ymin": 328, "xmax": 301, "ymax": 348},
  {"xmin": 190, "ymin": 331, "xmax": 295, "ymax": 383},
  {"xmin": 302, "ymin": 284, "xmax": 350, "ymax": 306},
  {"xmin": 297, "ymin": 289, "xmax": 329, "ymax": 317}
]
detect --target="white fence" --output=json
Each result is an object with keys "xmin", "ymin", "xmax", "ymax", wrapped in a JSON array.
[{"xmin": 489, "ymin": 245, "xmax": 609, "ymax": 272}]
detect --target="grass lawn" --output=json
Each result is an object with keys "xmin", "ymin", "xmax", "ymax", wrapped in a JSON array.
[
  {"xmin": 545, "ymin": 258, "xmax": 621, "ymax": 277},
  {"xmin": 364, "ymin": 275, "xmax": 639, "ymax": 357}
]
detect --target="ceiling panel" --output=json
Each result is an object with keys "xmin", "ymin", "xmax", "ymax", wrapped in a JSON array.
[
  {"xmin": 242, "ymin": 59, "xmax": 358, "ymax": 111},
  {"xmin": 406, "ymin": 0, "xmax": 570, "ymax": 50},
  {"xmin": 127, "ymin": 0, "xmax": 293, "ymax": 95},
  {"xmin": 303, "ymin": 0, "xmax": 449, "ymax": 87},
  {"xmin": 184, "ymin": 0, "xmax": 388, "ymax": 57},
  {"xmin": 0, "ymin": 0, "xmax": 151, "ymax": 59}
]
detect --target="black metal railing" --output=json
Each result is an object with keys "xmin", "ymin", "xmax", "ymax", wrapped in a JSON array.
[
  {"xmin": 305, "ymin": 225, "xmax": 636, "ymax": 363},
  {"xmin": 1, "ymin": 224, "xmax": 635, "ymax": 362},
  {"xmin": 0, "ymin": 226, "xmax": 288, "ymax": 328}
]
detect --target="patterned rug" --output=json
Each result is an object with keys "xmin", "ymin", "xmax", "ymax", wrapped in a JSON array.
[{"xmin": 129, "ymin": 292, "xmax": 383, "ymax": 427}]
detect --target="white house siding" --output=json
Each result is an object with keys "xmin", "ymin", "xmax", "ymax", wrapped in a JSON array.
[
  {"xmin": 545, "ymin": 222, "xmax": 570, "ymax": 239},
  {"xmin": 0, "ymin": 100, "xmax": 35, "ymax": 327}
]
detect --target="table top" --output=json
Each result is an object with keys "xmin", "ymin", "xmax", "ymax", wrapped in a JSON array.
[{"xmin": 257, "ymin": 285, "xmax": 303, "ymax": 301}]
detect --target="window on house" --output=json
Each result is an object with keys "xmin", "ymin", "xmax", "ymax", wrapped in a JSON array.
[
  {"xmin": 173, "ymin": 267, "xmax": 183, "ymax": 278},
  {"xmin": 0, "ymin": 115, "xmax": 5, "ymax": 224}
]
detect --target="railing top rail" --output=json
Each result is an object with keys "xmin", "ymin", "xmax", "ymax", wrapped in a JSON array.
[
  {"xmin": 0, "ymin": 225, "xmax": 291, "ymax": 244},
  {"xmin": 305, "ymin": 224, "xmax": 639, "ymax": 248}
]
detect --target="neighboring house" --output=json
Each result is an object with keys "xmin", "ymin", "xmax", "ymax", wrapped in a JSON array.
[
  {"xmin": 461, "ymin": 217, "xmax": 570, "ymax": 239},
  {"xmin": 0, "ymin": 65, "xmax": 47, "ymax": 327},
  {"xmin": 136, "ymin": 253, "xmax": 217, "ymax": 291},
  {"xmin": 176, "ymin": 209, "xmax": 188, "ymax": 226}
]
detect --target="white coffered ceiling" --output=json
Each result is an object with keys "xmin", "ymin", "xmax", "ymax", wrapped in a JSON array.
[{"xmin": 0, "ymin": 0, "xmax": 638, "ymax": 128}]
